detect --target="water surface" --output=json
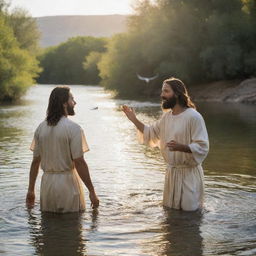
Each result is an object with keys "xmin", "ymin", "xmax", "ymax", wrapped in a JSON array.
[{"xmin": 0, "ymin": 85, "xmax": 255, "ymax": 256}]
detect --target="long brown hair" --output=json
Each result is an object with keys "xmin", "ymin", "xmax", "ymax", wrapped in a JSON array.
[
  {"xmin": 46, "ymin": 86, "xmax": 70, "ymax": 126},
  {"xmin": 164, "ymin": 77, "xmax": 196, "ymax": 109}
]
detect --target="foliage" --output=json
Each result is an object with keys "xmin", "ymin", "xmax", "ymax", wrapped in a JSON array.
[
  {"xmin": 0, "ymin": 15, "xmax": 40, "ymax": 101},
  {"xmin": 98, "ymin": 0, "xmax": 256, "ymax": 97},
  {"xmin": 37, "ymin": 37, "xmax": 106, "ymax": 85},
  {"xmin": 0, "ymin": 1, "xmax": 41, "ymax": 102}
]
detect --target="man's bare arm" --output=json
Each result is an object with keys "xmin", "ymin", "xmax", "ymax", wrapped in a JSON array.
[
  {"xmin": 74, "ymin": 156, "xmax": 99, "ymax": 208},
  {"xmin": 74, "ymin": 156, "xmax": 94, "ymax": 192},
  {"xmin": 26, "ymin": 156, "xmax": 41, "ymax": 207},
  {"xmin": 178, "ymin": 144, "xmax": 192, "ymax": 153},
  {"xmin": 131, "ymin": 118, "xmax": 145, "ymax": 133},
  {"xmin": 28, "ymin": 156, "xmax": 41, "ymax": 192},
  {"xmin": 122, "ymin": 105, "xmax": 145, "ymax": 133}
]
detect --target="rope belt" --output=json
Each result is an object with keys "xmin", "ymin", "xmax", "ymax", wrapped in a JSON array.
[
  {"xmin": 44, "ymin": 169, "xmax": 72, "ymax": 174},
  {"xmin": 167, "ymin": 164, "xmax": 199, "ymax": 169}
]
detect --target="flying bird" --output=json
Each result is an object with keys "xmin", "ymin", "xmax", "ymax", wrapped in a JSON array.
[{"xmin": 136, "ymin": 73, "xmax": 159, "ymax": 84}]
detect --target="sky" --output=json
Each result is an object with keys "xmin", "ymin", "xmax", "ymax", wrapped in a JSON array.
[{"xmin": 9, "ymin": 0, "xmax": 134, "ymax": 17}]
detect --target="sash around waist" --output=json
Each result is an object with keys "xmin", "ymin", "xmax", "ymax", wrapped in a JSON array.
[
  {"xmin": 167, "ymin": 164, "xmax": 199, "ymax": 169},
  {"xmin": 44, "ymin": 169, "xmax": 73, "ymax": 174}
]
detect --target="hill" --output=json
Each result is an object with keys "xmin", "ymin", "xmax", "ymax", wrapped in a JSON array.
[{"xmin": 36, "ymin": 15, "xmax": 128, "ymax": 47}]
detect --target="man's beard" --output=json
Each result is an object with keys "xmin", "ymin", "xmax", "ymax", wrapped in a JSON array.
[
  {"xmin": 67, "ymin": 104, "xmax": 75, "ymax": 115},
  {"xmin": 161, "ymin": 96, "xmax": 177, "ymax": 109}
]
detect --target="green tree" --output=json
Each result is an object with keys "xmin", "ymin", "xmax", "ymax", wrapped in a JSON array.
[
  {"xmin": 98, "ymin": 33, "xmax": 145, "ymax": 97},
  {"xmin": 0, "ymin": 15, "xmax": 40, "ymax": 101},
  {"xmin": 38, "ymin": 36, "xmax": 106, "ymax": 84},
  {"xmin": 83, "ymin": 51, "xmax": 103, "ymax": 84},
  {"xmin": 98, "ymin": 0, "xmax": 256, "ymax": 97},
  {"xmin": 6, "ymin": 8, "xmax": 40, "ymax": 54}
]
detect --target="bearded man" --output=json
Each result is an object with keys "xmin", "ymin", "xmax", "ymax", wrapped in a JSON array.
[
  {"xmin": 26, "ymin": 86, "xmax": 99, "ymax": 213},
  {"xmin": 122, "ymin": 78, "xmax": 209, "ymax": 211}
]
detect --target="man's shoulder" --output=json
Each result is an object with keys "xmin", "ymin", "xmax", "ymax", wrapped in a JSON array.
[
  {"xmin": 186, "ymin": 108, "xmax": 204, "ymax": 121},
  {"xmin": 63, "ymin": 118, "xmax": 82, "ymax": 131},
  {"xmin": 36, "ymin": 120, "xmax": 47, "ymax": 130},
  {"xmin": 161, "ymin": 110, "xmax": 171, "ymax": 119}
]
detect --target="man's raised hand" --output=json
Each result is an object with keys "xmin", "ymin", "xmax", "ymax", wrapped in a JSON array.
[{"xmin": 121, "ymin": 105, "xmax": 136, "ymax": 122}]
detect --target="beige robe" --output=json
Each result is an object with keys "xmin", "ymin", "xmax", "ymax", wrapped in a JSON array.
[
  {"xmin": 138, "ymin": 108, "xmax": 209, "ymax": 211},
  {"xmin": 30, "ymin": 116, "xmax": 89, "ymax": 213}
]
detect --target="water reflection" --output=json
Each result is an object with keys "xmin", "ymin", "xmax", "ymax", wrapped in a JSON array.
[
  {"xmin": 27, "ymin": 210, "xmax": 99, "ymax": 256},
  {"xmin": 0, "ymin": 85, "xmax": 255, "ymax": 256},
  {"xmin": 198, "ymin": 102, "xmax": 256, "ymax": 175},
  {"xmin": 161, "ymin": 209, "xmax": 203, "ymax": 256}
]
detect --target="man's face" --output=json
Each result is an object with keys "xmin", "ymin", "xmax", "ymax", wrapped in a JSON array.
[
  {"xmin": 161, "ymin": 83, "xmax": 177, "ymax": 109},
  {"xmin": 66, "ymin": 92, "xmax": 76, "ymax": 116}
]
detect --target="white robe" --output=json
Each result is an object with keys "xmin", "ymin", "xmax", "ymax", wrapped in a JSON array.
[
  {"xmin": 30, "ymin": 116, "xmax": 89, "ymax": 213},
  {"xmin": 138, "ymin": 108, "xmax": 209, "ymax": 211}
]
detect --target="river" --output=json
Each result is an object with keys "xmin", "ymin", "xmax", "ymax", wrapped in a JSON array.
[{"xmin": 0, "ymin": 84, "xmax": 255, "ymax": 256}]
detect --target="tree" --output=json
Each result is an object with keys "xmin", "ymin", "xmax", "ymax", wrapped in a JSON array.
[
  {"xmin": 38, "ymin": 37, "xmax": 107, "ymax": 84},
  {"xmin": 83, "ymin": 51, "xmax": 103, "ymax": 84},
  {"xmin": 98, "ymin": 33, "xmax": 146, "ymax": 97},
  {"xmin": 0, "ymin": 15, "xmax": 40, "ymax": 101},
  {"xmin": 97, "ymin": 0, "xmax": 256, "ymax": 97},
  {"xmin": 6, "ymin": 8, "xmax": 40, "ymax": 54}
]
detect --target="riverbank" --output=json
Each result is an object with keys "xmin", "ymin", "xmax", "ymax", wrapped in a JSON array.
[
  {"xmin": 190, "ymin": 78, "xmax": 256, "ymax": 104},
  {"xmin": 1, "ymin": 78, "xmax": 255, "ymax": 105},
  {"xmin": 112, "ymin": 78, "xmax": 256, "ymax": 104}
]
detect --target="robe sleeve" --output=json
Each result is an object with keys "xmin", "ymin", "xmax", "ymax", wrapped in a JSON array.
[
  {"xmin": 70, "ymin": 126, "xmax": 89, "ymax": 160},
  {"xmin": 188, "ymin": 114, "xmax": 209, "ymax": 164},
  {"xmin": 137, "ymin": 117, "xmax": 162, "ymax": 148},
  {"xmin": 30, "ymin": 127, "xmax": 40, "ymax": 158}
]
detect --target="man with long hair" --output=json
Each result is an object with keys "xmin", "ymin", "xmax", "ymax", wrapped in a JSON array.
[
  {"xmin": 26, "ymin": 86, "xmax": 99, "ymax": 212},
  {"xmin": 122, "ymin": 77, "xmax": 209, "ymax": 211}
]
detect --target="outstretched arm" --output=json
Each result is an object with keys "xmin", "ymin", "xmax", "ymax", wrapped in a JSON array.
[
  {"xmin": 121, "ymin": 105, "xmax": 145, "ymax": 133},
  {"xmin": 26, "ymin": 156, "xmax": 41, "ymax": 208},
  {"xmin": 74, "ymin": 156, "xmax": 99, "ymax": 209}
]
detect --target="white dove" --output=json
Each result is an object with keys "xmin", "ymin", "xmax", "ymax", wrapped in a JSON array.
[{"xmin": 136, "ymin": 73, "xmax": 159, "ymax": 84}]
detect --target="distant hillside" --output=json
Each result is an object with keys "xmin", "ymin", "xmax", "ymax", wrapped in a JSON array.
[{"xmin": 36, "ymin": 15, "xmax": 128, "ymax": 47}]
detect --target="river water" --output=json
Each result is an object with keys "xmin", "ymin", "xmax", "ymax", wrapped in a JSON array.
[{"xmin": 0, "ymin": 84, "xmax": 255, "ymax": 256}]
